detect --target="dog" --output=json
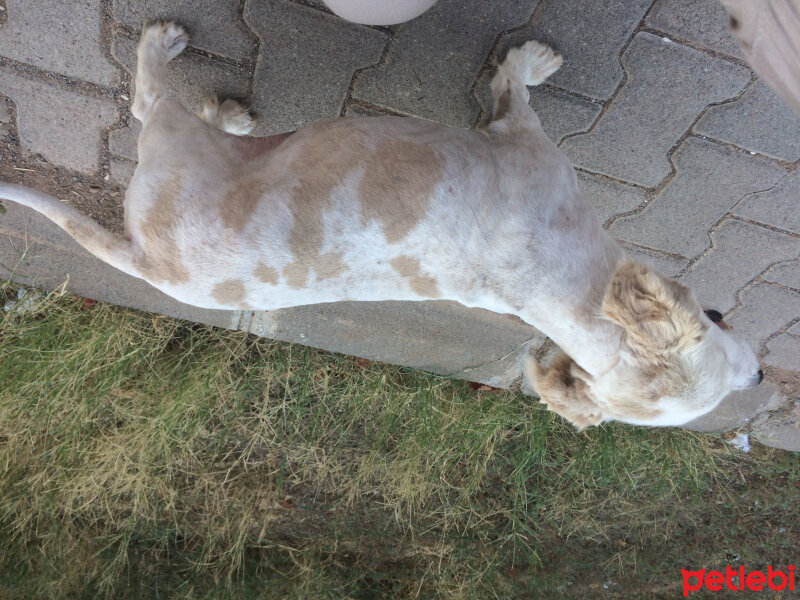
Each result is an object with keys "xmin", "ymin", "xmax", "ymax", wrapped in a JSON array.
[{"xmin": 0, "ymin": 22, "xmax": 763, "ymax": 429}]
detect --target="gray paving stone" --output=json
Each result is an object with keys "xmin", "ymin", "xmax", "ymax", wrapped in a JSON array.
[
  {"xmin": 694, "ymin": 81, "xmax": 800, "ymax": 162},
  {"xmin": 246, "ymin": 0, "xmax": 387, "ymax": 135},
  {"xmin": 351, "ymin": 0, "xmax": 534, "ymax": 127},
  {"xmin": 791, "ymin": 322, "xmax": 800, "ymax": 336},
  {"xmin": 765, "ymin": 334, "xmax": 800, "ymax": 371},
  {"xmin": 684, "ymin": 379, "xmax": 785, "ymax": 433},
  {"xmin": 0, "ymin": 205, "xmax": 239, "ymax": 331},
  {"xmin": 560, "ymin": 33, "xmax": 752, "ymax": 187},
  {"xmin": 108, "ymin": 120, "xmax": 140, "ymax": 162},
  {"xmin": 501, "ymin": 0, "xmax": 653, "ymax": 100},
  {"xmin": 764, "ymin": 261, "xmax": 800, "ymax": 290},
  {"xmin": 0, "ymin": 68, "xmax": 118, "ymax": 174},
  {"xmin": 726, "ymin": 283, "xmax": 800, "ymax": 351},
  {"xmin": 577, "ymin": 171, "xmax": 646, "ymax": 225},
  {"xmin": 112, "ymin": 0, "xmax": 256, "ymax": 61},
  {"xmin": 680, "ymin": 220, "xmax": 800, "ymax": 313},
  {"xmin": 732, "ymin": 167, "xmax": 800, "ymax": 235},
  {"xmin": 528, "ymin": 87, "xmax": 601, "ymax": 143},
  {"xmin": 109, "ymin": 156, "xmax": 137, "ymax": 186},
  {"xmin": 343, "ymin": 104, "xmax": 393, "ymax": 118},
  {"xmin": 113, "ymin": 32, "xmax": 251, "ymax": 114},
  {"xmin": 619, "ymin": 242, "xmax": 688, "ymax": 278},
  {"xmin": 609, "ymin": 137, "xmax": 785, "ymax": 257},
  {"xmin": 0, "ymin": 0, "xmax": 118, "ymax": 87},
  {"xmin": 752, "ymin": 402, "xmax": 800, "ymax": 452},
  {"xmin": 241, "ymin": 302, "xmax": 545, "ymax": 388},
  {"xmin": 645, "ymin": 0, "xmax": 742, "ymax": 57}
]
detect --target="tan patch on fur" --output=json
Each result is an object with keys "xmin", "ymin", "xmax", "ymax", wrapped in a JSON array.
[
  {"xmin": 359, "ymin": 140, "xmax": 444, "ymax": 243},
  {"xmin": 527, "ymin": 353, "xmax": 604, "ymax": 430},
  {"xmin": 602, "ymin": 260, "xmax": 706, "ymax": 356},
  {"xmin": 136, "ymin": 170, "xmax": 190, "ymax": 285},
  {"xmin": 390, "ymin": 256, "xmax": 441, "ymax": 298},
  {"xmin": 254, "ymin": 261, "xmax": 279, "ymax": 284},
  {"xmin": 316, "ymin": 252, "xmax": 349, "ymax": 280},
  {"xmin": 211, "ymin": 279, "xmax": 246, "ymax": 305},
  {"xmin": 283, "ymin": 261, "xmax": 309, "ymax": 289},
  {"xmin": 222, "ymin": 177, "xmax": 265, "ymax": 231}
]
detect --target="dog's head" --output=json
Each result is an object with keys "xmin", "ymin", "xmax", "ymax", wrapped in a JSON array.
[{"xmin": 526, "ymin": 260, "xmax": 762, "ymax": 429}]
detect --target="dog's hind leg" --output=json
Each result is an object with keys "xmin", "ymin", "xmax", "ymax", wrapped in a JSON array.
[
  {"xmin": 131, "ymin": 22, "xmax": 189, "ymax": 123},
  {"xmin": 489, "ymin": 41, "xmax": 562, "ymax": 127},
  {"xmin": 200, "ymin": 94, "xmax": 255, "ymax": 135}
]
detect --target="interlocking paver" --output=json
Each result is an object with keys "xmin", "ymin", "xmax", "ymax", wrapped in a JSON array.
[
  {"xmin": 351, "ymin": 0, "xmax": 534, "ymax": 127},
  {"xmin": 0, "ymin": 0, "xmax": 118, "ymax": 87},
  {"xmin": 246, "ymin": 0, "xmax": 387, "ymax": 135},
  {"xmin": 679, "ymin": 220, "xmax": 800, "ymax": 313},
  {"xmin": 109, "ymin": 156, "xmax": 136, "ymax": 185},
  {"xmin": 765, "ymin": 334, "xmax": 800, "ymax": 371},
  {"xmin": 112, "ymin": 0, "xmax": 256, "ymax": 61},
  {"xmin": 0, "ymin": 68, "xmax": 117, "ymax": 173},
  {"xmin": 726, "ymin": 283, "xmax": 800, "ymax": 351},
  {"xmin": 694, "ymin": 81, "xmax": 800, "ymax": 162},
  {"xmin": 764, "ymin": 261, "xmax": 800, "ymax": 290},
  {"xmin": 560, "ymin": 33, "xmax": 751, "ymax": 187},
  {"xmin": 621, "ymin": 243, "xmax": 688, "ymax": 277},
  {"xmin": 110, "ymin": 32, "xmax": 251, "ymax": 162},
  {"xmin": 609, "ymin": 137, "xmax": 785, "ymax": 256},
  {"xmin": 501, "ymin": 0, "xmax": 652, "ymax": 100},
  {"xmin": 577, "ymin": 171, "xmax": 645, "ymax": 225},
  {"xmin": 732, "ymin": 167, "xmax": 800, "ymax": 235},
  {"xmin": 645, "ymin": 0, "xmax": 741, "ymax": 57}
]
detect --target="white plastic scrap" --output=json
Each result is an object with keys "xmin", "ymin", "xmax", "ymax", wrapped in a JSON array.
[
  {"xmin": 3, "ymin": 288, "xmax": 43, "ymax": 314},
  {"xmin": 729, "ymin": 432, "xmax": 751, "ymax": 453}
]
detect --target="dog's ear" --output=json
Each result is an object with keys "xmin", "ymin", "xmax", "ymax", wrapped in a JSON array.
[
  {"xmin": 602, "ymin": 260, "xmax": 707, "ymax": 355},
  {"xmin": 525, "ymin": 353, "xmax": 603, "ymax": 430}
]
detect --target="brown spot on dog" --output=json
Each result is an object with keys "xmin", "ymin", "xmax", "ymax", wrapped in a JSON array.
[
  {"xmin": 359, "ymin": 140, "xmax": 444, "ymax": 243},
  {"xmin": 316, "ymin": 252, "xmax": 349, "ymax": 281},
  {"xmin": 222, "ymin": 177, "xmax": 265, "ymax": 231},
  {"xmin": 283, "ymin": 261, "xmax": 309, "ymax": 289},
  {"xmin": 211, "ymin": 279, "xmax": 246, "ymax": 305},
  {"xmin": 390, "ymin": 255, "xmax": 440, "ymax": 298},
  {"xmin": 136, "ymin": 169, "xmax": 190, "ymax": 285},
  {"xmin": 254, "ymin": 261, "xmax": 279, "ymax": 284}
]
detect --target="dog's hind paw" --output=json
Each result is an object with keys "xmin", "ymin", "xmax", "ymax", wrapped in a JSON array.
[
  {"xmin": 503, "ymin": 40, "xmax": 562, "ymax": 87},
  {"xmin": 201, "ymin": 95, "xmax": 255, "ymax": 135}
]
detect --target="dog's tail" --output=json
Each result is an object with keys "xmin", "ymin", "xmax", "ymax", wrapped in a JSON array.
[{"xmin": 0, "ymin": 182, "xmax": 142, "ymax": 278}]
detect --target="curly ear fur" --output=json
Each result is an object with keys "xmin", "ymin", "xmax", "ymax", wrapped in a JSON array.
[
  {"xmin": 524, "ymin": 352, "xmax": 603, "ymax": 430},
  {"xmin": 602, "ymin": 260, "xmax": 707, "ymax": 356}
]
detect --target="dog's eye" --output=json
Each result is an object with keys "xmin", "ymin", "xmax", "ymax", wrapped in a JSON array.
[{"xmin": 704, "ymin": 309, "xmax": 724, "ymax": 323}]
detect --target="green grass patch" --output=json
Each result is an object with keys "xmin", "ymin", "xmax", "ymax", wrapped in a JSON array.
[{"xmin": 0, "ymin": 283, "xmax": 797, "ymax": 599}]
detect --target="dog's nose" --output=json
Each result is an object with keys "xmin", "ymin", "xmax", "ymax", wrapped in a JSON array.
[{"xmin": 757, "ymin": 369, "xmax": 764, "ymax": 385}]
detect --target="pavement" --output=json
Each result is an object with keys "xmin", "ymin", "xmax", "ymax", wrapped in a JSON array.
[{"xmin": 0, "ymin": 0, "xmax": 798, "ymax": 451}]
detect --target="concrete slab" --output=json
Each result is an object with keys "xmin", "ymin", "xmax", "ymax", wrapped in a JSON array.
[
  {"xmin": 351, "ymin": 0, "xmax": 535, "ymax": 127},
  {"xmin": 608, "ymin": 137, "xmax": 785, "ymax": 257},
  {"xmin": 684, "ymin": 380, "xmax": 786, "ymax": 432},
  {"xmin": 752, "ymin": 400, "xmax": 800, "ymax": 452},
  {"xmin": 576, "ymin": 171, "xmax": 646, "ymax": 225},
  {"xmin": 732, "ymin": 167, "xmax": 800, "ymax": 235},
  {"xmin": 765, "ymin": 334, "xmax": 800, "ymax": 372},
  {"xmin": 560, "ymin": 33, "xmax": 751, "ymax": 187},
  {"xmin": 618, "ymin": 242, "xmax": 689, "ymax": 278},
  {"xmin": 679, "ymin": 220, "xmax": 800, "ymax": 313},
  {"xmin": 0, "ymin": 68, "xmax": 118, "ymax": 174},
  {"xmin": 113, "ymin": 0, "xmax": 256, "ymax": 61},
  {"xmin": 0, "ymin": 0, "xmax": 119, "ymax": 86},
  {"xmin": 242, "ymin": 302, "xmax": 545, "ymax": 388},
  {"xmin": 695, "ymin": 81, "xmax": 800, "ymax": 162},
  {"xmin": 245, "ymin": 0, "xmax": 387, "ymax": 135},
  {"xmin": 645, "ymin": 0, "xmax": 742, "ymax": 57}
]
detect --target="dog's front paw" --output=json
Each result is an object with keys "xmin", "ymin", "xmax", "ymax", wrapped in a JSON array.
[{"xmin": 142, "ymin": 22, "xmax": 189, "ymax": 61}]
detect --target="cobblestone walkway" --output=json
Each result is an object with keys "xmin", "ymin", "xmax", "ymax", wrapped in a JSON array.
[{"xmin": 1, "ymin": 0, "xmax": 798, "ymax": 449}]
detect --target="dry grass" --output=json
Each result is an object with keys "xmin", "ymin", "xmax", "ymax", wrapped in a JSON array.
[{"xmin": 0, "ymin": 283, "xmax": 797, "ymax": 599}]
